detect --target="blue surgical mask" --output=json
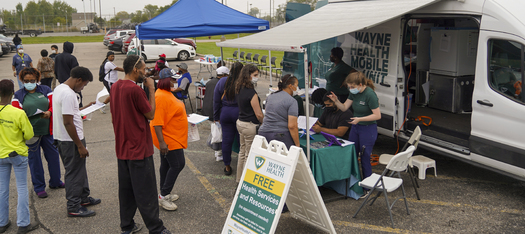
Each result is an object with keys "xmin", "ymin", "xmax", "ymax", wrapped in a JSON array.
[
  {"xmin": 349, "ymin": 88, "xmax": 360, "ymax": 94},
  {"xmin": 24, "ymin": 83, "xmax": 36, "ymax": 91}
]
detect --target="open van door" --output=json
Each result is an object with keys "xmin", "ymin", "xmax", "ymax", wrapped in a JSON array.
[{"xmin": 470, "ymin": 1, "xmax": 525, "ymax": 177}]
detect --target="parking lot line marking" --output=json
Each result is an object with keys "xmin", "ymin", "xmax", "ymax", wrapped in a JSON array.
[
  {"xmin": 406, "ymin": 198, "xmax": 524, "ymax": 215},
  {"xmin": 185, "ymin": 156, "xmax": 231, "ymax": 213},
  {"xmin": 333, "ymin": 220, "xmax": 430, "ymax": 234}
]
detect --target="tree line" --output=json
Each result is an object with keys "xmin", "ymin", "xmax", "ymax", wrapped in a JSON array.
[{"xmin": 1, "ymin": 0, "xmax": 76, "ymax": 29}]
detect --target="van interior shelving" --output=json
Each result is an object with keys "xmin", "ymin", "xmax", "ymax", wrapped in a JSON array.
[{"xmin": 401, "ymin": 17, "xmax": 480, "ymax": 150}]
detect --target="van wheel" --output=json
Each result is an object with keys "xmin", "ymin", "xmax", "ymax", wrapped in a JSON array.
[
  {"xmin": 141, "ymin": 53, "xmax": 147, "ymax": 61},
  {"xmin": 121, "ymin": 46, "xmax": 126, "ymax": 54},
  {"xmin": 30, "ymin": 33, "xmax": 36, "ymax": 37},
  {"xmin": 178, "ymin": 51, "xmax": 189, "ymax": 61}
]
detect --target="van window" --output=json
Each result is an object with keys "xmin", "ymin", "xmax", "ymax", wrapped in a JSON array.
[{"xmin": 488, "ymin": 39, "xmax": 524, "ymax": 102}]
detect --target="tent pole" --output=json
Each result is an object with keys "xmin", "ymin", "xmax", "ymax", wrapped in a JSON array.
[
  {"xmin": 304, "ymin": 48, "xmax": 310, "ymax": 162},
  {"xmin": 269, "ymin": 50, "xmax": 272, "ymax": 87},
  {"xmin": 220, "ymin": 47, "xmax": 224, "ymax": 67},
  {"xmin": 237, "ymin": 34, "xmax": 240, "ymax": 65}
]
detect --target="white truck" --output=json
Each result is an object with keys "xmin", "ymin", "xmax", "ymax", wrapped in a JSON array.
[{"xmin": 218, "ymin": 0, "xmax": 525, "ymax": 180}]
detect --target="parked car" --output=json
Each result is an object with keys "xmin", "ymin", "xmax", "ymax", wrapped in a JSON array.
[
  {"xmin": 0, "ymin": 40, "xmax": 10, "ymax": 57},
  {"xmin": 0, "ymin": 34, "xmax": 15, "ymax": 52},
  {"xmin": 122, "ymin": 33, "xmax": 136, "ymax": 54},
  {"xmin": 103, "ymin": 29, "xmax": 118, "ymax": 46},
  {"xmin": 108, "ymin": 38, "xmax": 124, "ymax": 52},
  {"xmin": 172, "ymin": 38, "xmax": 197, "ymax": 50},
  {"xmin": 128, "ymin": 38, "xmax": 196, "ymax": 61}
]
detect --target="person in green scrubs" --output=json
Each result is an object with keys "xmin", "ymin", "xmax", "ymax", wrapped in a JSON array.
[
  {"xmin": 13, "ymin": 68, "xmax": 64, "ymax": 199},
  {"xmin": 329, "ymin": 71, "xmax": 381, "ymax": 197},
  {"xmin": 325, "ymin": 47, "xmax": 355, "ymax": 103}
]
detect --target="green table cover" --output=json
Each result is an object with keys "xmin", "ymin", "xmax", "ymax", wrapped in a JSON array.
[{"xmin": 300, "ymin": 133, "xmax": 363, "ymax": 197}]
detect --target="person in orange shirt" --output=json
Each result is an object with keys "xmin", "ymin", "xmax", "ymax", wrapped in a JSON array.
[{"xmin": 150, "ymin": 68, "xmax": 188, "ymax": 211}]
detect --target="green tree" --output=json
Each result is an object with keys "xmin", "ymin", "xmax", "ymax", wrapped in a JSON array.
[
  {"xmin": 39, "ymin": 0, "xmax": 54, "ymax": 26},
  {"xmin": 116, "ymin": 11, "xmax": 130, "ymax": 20},
  {"xmin": 143, "ymin": 4, "xmax": 158, "ymax": 19},
  {"xmin": 131, "ymin": 10, "xmax": 148, "ymax": 23},
  {"xmin": 290, "ymin": 0, "xmax": 318, "ymax": 10},
  {"xmin": 53, "ymin": 0, "xmax": 77, "ymax": 25},
  {"xmin": 53, "ymin": 16, "xmax": 66, "ymax": 25},
  {"xmin": 248, "ymin": 7, "xmax": 260, "ymax": 17},
  {"xmin": 24, "ymin": 1, "xmax": 40, "ymax": 24}
]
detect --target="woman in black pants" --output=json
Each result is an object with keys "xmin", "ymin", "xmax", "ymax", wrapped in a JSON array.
[{"xmin": 150, "ymin": 68, "xmax": 188, "ymax": 211}]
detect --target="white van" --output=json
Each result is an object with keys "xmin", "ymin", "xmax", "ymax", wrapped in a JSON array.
[
  {"xmin": 218, "ymin": 0, "xmax": 525, "ymax": 180},
  {"xmin": 341, "ymin": 0, "xmax": 525, "ymax": 180}
]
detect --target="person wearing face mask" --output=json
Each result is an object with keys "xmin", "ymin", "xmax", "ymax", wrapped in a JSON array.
[
  {"xmin": 12, "ymin": 45, "xmax": 33, "ymax": 90},
  {"xmin": 12, "ymin": 68, "xmax": 64, "ymax": 199},
  {"xmin": 0, "ymin": 79, "xmax": 40, "ymax": 234},
  {"xmin": 49, "ymin": 45, "xmax": 59, "ymax": 61},
  {"xmin": 258, "ymin": 74, "xmax": 300, "ymax": 149},
  {"xmin": 234, "ymin": 64, "xmax": 264, "ymax": 183},
  {"xmin": 312, "ymin": 93, "xmax": 353, "ymax": 139},
  {"xmin": 172, "ymin": 63, "xmax": 192, "ymax": 100},
  {"xmin": 328, "ymin": 71, "xmax": 381, "ymax": 191},
  {"xmin": 110, "ymin": 55, "xmax": 171, "ymax": 234},
  {"xmin": 150, "ymin": 68, "xmax": 188, "ymax": 211},
  {"xmin": 325, "ymin": 47, "xmax": 355, "ymax": 103},
  {"xmin": 53, "ymin": 66, "xmax": 100, "ymax": 217}
]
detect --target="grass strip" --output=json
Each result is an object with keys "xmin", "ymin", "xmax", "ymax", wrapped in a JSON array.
[
  {"xmin": 20, "ymin": 36, "xmax": 104, "ymax": 44},
  {"xmin": 196, "ymin": 42, "xmax": 284, "ymax": 67}
]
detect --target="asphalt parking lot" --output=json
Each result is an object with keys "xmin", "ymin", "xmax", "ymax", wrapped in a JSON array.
[{"xmin": 0, "ymin": 42, "xmax": 524, "ymax": 234}]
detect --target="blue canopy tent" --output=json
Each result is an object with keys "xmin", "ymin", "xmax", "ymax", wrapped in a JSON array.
[{"xmin": 135, "ymin": 0, "xmax": 269, "ymax": 39}]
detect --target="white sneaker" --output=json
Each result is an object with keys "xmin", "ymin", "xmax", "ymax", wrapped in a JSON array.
[
  {"xmin": 99, "ymin": 106, "xmax": 106, "ymax": 114},
  {"xmin": 159, "ymin": 196, "xmax": 178, "ymax": 211},
  {"xmin": 216, "ymin": 156, "xmax": 223, "ymax": 162},
  {"xmin": 359, "ymin": 190, "xmax": 370, "ymax": 199},
  {"xmin": 165, "ymin": 194, "xmax": 179, "ymax": 202}
]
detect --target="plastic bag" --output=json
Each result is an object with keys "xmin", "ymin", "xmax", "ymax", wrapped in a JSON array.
[
  {"xmin": 211, "ymin": 122, "xmax": 222, "ymax": 144},
  {"xmin": 206, "ymin": 134, "xmax": 222, "ymax": 151},
  {"xmin": 188, "ymin": 123, "xmax": 200, "ymax": 142}
]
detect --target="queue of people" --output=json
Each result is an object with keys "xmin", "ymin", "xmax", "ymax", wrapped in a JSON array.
[{"xmin": 0, "ymin": 44, "xmax": 382, "ymax": 233}]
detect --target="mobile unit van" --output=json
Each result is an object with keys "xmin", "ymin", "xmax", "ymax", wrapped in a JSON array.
[
  {"xmin": 217, "ymin": 0, "xmax": 525, "ymax": 180},
  {"xmin": 335, "ymin": 0, "xmax": 525, "ymax": 180}
]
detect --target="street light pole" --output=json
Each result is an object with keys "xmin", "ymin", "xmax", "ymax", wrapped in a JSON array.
[{"xmin": 82, "ymin": 0, "xmax": 87, "ymax": 29}]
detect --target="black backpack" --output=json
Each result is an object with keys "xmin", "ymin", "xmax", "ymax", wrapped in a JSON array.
[{"xmin": 99, "ymin": 60, "xmax": 111, "ymax": 82}]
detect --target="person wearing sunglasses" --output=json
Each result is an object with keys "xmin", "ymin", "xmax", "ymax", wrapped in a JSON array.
[{"xmin": 12, "ymin": 68, "xmax": 64, "ymax": 199}]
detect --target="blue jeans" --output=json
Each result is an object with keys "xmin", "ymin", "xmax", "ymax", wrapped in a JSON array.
[
  {"xmin": 0, "ymin": 155, "xmax": 30, "ymax": 227},
  {"xmin": 27, "ymin": 134, "xmax": 63, "ymax": 193},
  {"xmin": 349, "ymin": 124, "xmax": 378, "ymax": 179}
]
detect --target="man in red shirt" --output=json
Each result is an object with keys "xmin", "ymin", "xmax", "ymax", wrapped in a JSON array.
[{"xmin": 110, "ymin": 55, "xmax": 171, "ymax": 234}]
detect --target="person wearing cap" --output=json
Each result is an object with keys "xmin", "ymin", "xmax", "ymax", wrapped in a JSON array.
[
  {"xmin": 203, "ymin": 66, "xmax": 229, "ymax": 161},
  {"xmin": 159, "ymin": 54, "xmax": 169, "ymax": 67},
  {"xmin": 150, "ymin": 68, "xmax": 187, "ymax": 211},
  {"xmin": 12, "ymin": 45, "xmax": 33, "ymax": 90},
  {"xmin": 172, "ymin": 63, "xmax": 192, "ymax": 100}
]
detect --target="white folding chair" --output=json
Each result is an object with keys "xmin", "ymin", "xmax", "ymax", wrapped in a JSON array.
[
  {"xmin": 353, "ymin": 146, "xmax": 416, "ymax": 228},
  {"xmin": 378, "ymin": 126, "xmax": 422, "ymax": 199}
]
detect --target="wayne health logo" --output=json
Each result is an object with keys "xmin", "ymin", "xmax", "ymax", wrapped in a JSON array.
[{"xmin": 255, "ymin": 156, "xmax": 266, "ymax": 170}]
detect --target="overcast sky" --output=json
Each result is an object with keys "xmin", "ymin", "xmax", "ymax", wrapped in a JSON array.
[{"xmin": 2, "ymin": 0, "xmax": 288, "ymax": 19}]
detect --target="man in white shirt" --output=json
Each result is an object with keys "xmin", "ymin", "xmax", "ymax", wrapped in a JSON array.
[
  {"xmin": 53, "ymin": 66, "xmax": 101, "ymax": 218},
  {"xmin": 103, "ymin": 51, "xmax": 125, "ymax": 93},
  {"xmin": 101, "ymin": 51, "xmax": 124, "ymax": 111}
]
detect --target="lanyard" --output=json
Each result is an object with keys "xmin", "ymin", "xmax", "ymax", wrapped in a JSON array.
[
  {"xmin": 0, "ymin": 104, "xmax": 7, "ymax": 113},
  {"xmin": 19, "ymin": 54, "xmax": 24, "ymax": 64}
]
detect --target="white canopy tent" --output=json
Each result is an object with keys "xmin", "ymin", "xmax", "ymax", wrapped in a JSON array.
[{"xmin": 217, "ymin": 0, "xmax": 440, "ymax": 161}]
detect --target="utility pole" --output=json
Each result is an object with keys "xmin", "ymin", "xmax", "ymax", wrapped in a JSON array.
[
  {"xmin": 43, "ymin": 14, "xmax": 45, "ymax": 32},
  {"xmin": 269, "ymin": 0, "xmax": 271, "ymax": 28},
  {"xmin": 99, "ymin": 0, "xmax": 102, "ymax": 27}
]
